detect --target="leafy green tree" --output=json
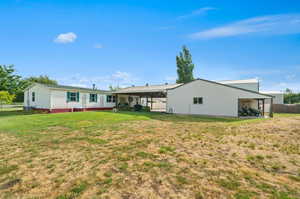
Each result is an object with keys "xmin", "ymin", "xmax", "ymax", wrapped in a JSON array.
[
  {"xmin": 176, "ymin": 45, "xmax": 195, "ymax": 83},
  {"xmin": 0, "ymin": 65, "xmax": 23, "ymax": 94},
  {"xmin": 0, "ymin": 91, "xmax": 15, "ymax": 108},
  {"xmin": 25, "ymin": 75, "xmax": 58, "ymax": 85}
]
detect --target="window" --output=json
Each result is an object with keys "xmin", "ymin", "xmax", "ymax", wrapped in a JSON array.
[
  {"xmin": 67, "ymin": 92, "xmax": 79, "ymax": 102},
  {"xmin": 193, "ymin": 97, "xmax": 203, "ymax": 104},
  {"xmin": 107, "ymin": 95, "xmax": 116, "ymax": 103},
  {"xmin": 90, "ymin": 93, "xmax": 97, "ymax": 102},
  {"xmin": 32, "ymin": 92, "xmax": 35, "ymax": 102}
]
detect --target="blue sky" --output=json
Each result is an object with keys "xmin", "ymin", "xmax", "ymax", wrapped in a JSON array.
[{"xmin": 1, "ymin": 0, "xmax": 300, "ymax": 91}]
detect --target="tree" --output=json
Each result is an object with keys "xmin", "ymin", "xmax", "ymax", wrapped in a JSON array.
[
  {"xmin": 0, "ymin": 91, "xmax": 15, "ymax": 108},
  {"xmin": 109, "ymin": 85, "xmax": 120, "ymax": 91},
  {"xmin": 176, "ymin": 46, "xmax": 195, "ymax": 83},
  {"xmin": 0, "ymin": 65, "xmax": 23, "ymax": 94},
  {"xmin": 26, "ymin": 75, "xmax": 58, "ymax": 85},
  {"xmin": 285, "ymin": 88, "xmax": 293, "ymax": 94}
]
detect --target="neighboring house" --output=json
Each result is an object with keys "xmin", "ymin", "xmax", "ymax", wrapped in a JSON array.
[
  {"xmin": 24, "ymin": 83, "xmax": 115, "ymax": 113},
  {"xmin": 113, "ymin": 78, "xmax": 274, "ymax": 118}
]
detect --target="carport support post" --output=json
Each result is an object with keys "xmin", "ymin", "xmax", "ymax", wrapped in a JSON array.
[
  {"xmin": 262, "ymin": 99, "xmax": 265, "ymax": 117},
  {"xmin": 115, "ymin": 94, "xmax": 118, "ymax": 108},
  {"xmin": 150, "ymin": 96, "xmax": 153, "ymax": 110},
  {"xmin": 269, "ymin": 98, "xmax": 273, "ymax": 118}
]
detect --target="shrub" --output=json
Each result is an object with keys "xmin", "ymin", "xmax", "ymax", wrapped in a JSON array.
[
  {"xmin": 134, "ymin": 104, "xmax": 143, "ymax": 111},
  {"xmin": 118, "ymin": 102, "xmax": 132, "ymax": 111},
  {"xmin": 142, "ymin": 106, "xmax": 151, "ymax": 112},
  {"xmin": 0, "ymin": 91, "xmax": 15, "ymax": 108}
]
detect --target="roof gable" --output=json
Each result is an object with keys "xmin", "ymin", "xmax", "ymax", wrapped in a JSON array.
[{"xmin": 168, "ymin": 78, "xmax": 273, "ymax": 98}]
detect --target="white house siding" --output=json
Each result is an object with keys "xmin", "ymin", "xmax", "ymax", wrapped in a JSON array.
[
  {"xmin": 50, "ymin": 89, "xmax": 114, "ymax": 109},
  {"xmin": 167, "ymin": 80, "xmax": 271, "ymax": 117},
  {"xmin": 24, "ymin": 84, "xmax": 51, "ymax": 109}
]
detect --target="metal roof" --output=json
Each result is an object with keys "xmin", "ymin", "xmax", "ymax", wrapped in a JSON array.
[
  {"xmin": 32, "ymin": 83, "xmax": 111, "ymax": 93},
  {"xmin": 218, "ymin": 78, "xmax": 259, "ymax": 84},
  {"xmin": 113, "ymin": 83, "xmax": 182, "ymax": 94}
]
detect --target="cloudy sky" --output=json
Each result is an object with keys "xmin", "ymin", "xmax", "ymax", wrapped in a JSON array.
[{"xmin": 1, "ymin": 0, "xmax": 300, "ymax": 91}]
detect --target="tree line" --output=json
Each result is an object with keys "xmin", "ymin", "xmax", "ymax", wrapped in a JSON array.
[{"xmin": 0, "ymin": 65, "xmax": 57, "ymax": 105}]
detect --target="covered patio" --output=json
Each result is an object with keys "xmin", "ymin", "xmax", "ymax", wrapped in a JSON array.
[{"xmin": 113, "ymin": 83, "xmax": 181, "ymax": 112}]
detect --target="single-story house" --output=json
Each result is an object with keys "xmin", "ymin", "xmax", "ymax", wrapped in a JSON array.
[
  {"xmin": 24, "ymin": 78, "xmax": 277, "ymax": 117},
  {"xmin": 24, "ymin": 83, "xmax": 115, "ymax": 113}
]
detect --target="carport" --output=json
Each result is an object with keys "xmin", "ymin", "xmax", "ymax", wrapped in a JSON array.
[{"xmin": 113, "ymin": 83, "xmax": 181, "ymax": 111}]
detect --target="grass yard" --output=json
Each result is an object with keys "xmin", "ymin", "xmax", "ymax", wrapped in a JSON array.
[{"xmin": 0, "ymin": 110, "xmax": 299, "ymax": 199}]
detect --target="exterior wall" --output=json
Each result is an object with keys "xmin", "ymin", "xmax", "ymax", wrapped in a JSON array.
[
  {"xmin": 221, "ymin": 82, "xmax": 259, "ymax": 92},
  {"xmin": 239, "ymin": 99, "xmax": 259, "ymax": 110},
  {"xmin": 167, "ymin": 80, "xmax": 270, "ymax": 117},
  {"xmin": 50, "ymin": 89, "xmax": 115, "ymax": 109},
  {"xmin": 24, "ymin": 84, "xmax": 51, "ymax": 109}
]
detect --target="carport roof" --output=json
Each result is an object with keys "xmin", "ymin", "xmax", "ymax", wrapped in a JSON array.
[{"xmin": 113, "ymin": 83, "xmax": 182, "ymax": 94}]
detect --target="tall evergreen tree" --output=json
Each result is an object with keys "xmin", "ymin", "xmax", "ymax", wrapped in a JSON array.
[{"xmin": 176, "ymin": 46, "xmax": 195, "ymax": 83}]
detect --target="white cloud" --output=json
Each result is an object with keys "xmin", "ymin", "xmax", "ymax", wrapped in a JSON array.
[
  {"xmin": 177, "ymin": 7, "xmax": 216, "ymax": 20},
  {"xmin": 57, "ymin": 71, "xmax": 138, "ymax": 89},
  {"xmin": 189, "ymin": 14, "xmax": 300, "ymax": 39},
  {"xmin": 54, "ymin": 32, "xmax": 77, "ymax": 43},
  {"xmin": 94, "ymin": 44, "xmax": 103, "ymax": 49}
]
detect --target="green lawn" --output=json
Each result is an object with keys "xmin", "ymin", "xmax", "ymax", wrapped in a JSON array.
[
  {"xmin": 0, "ymin": 110, "xmax": 150, "ymax": 134},
  {"xmin": 0, "ymin": 109, "xmax": 299, "ymax": 199}
]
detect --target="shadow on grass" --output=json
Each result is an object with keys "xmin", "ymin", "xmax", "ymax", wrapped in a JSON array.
[
  {"xmin": 0, "ymin": 110, "xmax": 35, "ymax": 117},
  {"xmin": 115, "ymin": 111, "xmax": 249, "ymax": 123}
]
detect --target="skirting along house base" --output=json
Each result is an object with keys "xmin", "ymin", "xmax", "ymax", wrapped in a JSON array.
[{"xmin": 31, "ymin": 107, "xmax": 113, "ymax": 113}]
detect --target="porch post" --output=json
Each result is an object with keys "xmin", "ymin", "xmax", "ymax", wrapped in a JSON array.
[
  {"xmin": 150, "ymin": 95, "xmax": 153, "ymax": 110},
  {"xmin": 269, "ymin": 98, "xmax": 273, "ymax": 118}
]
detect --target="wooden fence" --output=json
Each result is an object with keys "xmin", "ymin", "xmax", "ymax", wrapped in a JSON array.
[{"xmin": 273, "ymin": 104, "xmax": 300, "ymax": 113}]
